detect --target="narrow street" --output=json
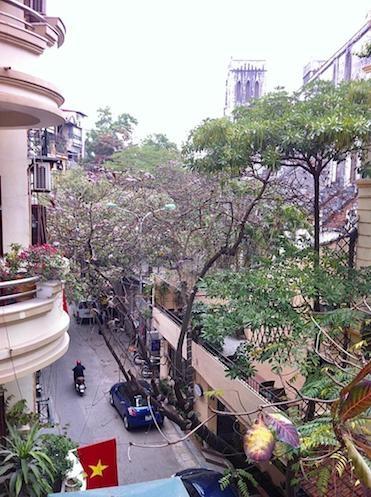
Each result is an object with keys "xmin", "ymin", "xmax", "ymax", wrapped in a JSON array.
[{"xmin": 41, "ymin": 316, "xmax": 206, "ymax": 486}]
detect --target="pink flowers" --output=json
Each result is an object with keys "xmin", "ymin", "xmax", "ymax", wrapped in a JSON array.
[
  {"xmin": 20, "ymin": 244, "xmax": 59, "ymax": 260},
  {"xmin": 0, "ymin": 243, "xmax": 69, "ymax": 282}
]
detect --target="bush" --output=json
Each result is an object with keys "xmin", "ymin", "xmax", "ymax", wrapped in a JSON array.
[{"xmin": 41, "ymin": 433, "xmax": 77, "ymax": 484}]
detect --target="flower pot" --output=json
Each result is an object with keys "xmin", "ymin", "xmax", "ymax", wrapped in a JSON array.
[{"xmin": 64, "ymin": 478, "xmax": 81, "ymax": 492}]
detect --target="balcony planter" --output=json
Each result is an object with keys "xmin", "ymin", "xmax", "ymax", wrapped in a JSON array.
[{"xmin": 0, "ymin": 244, "xmax": 69, "ymax": 283}]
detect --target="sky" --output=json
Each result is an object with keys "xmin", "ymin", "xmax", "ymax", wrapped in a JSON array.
[{"xmin": 44, "ymin": 0, "xmax": 370, "ymax": 145}]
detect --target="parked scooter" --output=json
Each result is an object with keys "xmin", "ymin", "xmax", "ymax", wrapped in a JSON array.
[{"xmin": 75, "ymin": 376, "xmax": 86, "ymax": 396}]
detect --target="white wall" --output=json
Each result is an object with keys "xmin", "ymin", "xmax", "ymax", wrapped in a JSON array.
[{"xmin": 0, "ymin": 129, "xmax": 31, "ymax": 251}]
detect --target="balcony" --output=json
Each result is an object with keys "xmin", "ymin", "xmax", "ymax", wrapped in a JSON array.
[
  {"xmin": 152, "ymin": 306, "xmax": 281, "ymax": 418},
  {"xmin": 0, "ymin": 276, "xmax": 70, "ymax": 383},
  {"xmin": 0, "ymin": 67, "xmax": 65, "ymax": 129},
  {"xmin": 0, "ymin": 0, "xmax": 65, "ymax": 53},
  {"xmin": 0, "ymin": 0, "xmax": 65, "ymax": 128}
]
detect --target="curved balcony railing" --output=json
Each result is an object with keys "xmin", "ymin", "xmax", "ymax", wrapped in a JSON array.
[
  {"xmin": 0, "ymin": 0, "xmax": 65, "ymax": 47},
  {"xmin": 0, "ymin": 276, "xmax": 39, "ymax": 306}
]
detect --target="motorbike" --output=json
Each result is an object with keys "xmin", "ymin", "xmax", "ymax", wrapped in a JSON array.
[{"xmin": 74, "ymin": 376, "xmax": 86, "ymax": 396}]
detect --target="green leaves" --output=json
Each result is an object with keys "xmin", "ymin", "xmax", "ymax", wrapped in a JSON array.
[
  {"xmin": 219, "ymin": 468, "xmax": 257, "ymax": 497},
  {"xmin": 0, "ymin": 422, "xmax": 57, "ymax": 497},
  {"xmin": 185, "ymin": 80, "xmax": 371, "ymax": 177}
]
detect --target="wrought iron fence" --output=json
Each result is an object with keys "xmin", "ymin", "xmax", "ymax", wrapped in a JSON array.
[{"xmin": 36, "ymin": 398, "xmax": 50, "ymax": 424}]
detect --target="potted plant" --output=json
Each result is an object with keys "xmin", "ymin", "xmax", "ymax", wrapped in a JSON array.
[
  {"xmin": 20, "ymin": 244, "xmax": 69, "ymax": 282},
  {"xmin": 41, "ymin": 434, "xmax": 78, "ymax": 492},
  {"xmin": 64, "ymin": 477, "xmax": 82, "ymax": 492},
  {"xmin": 0, "ymin": 244, "xmax": 36, "ymax": 304}
]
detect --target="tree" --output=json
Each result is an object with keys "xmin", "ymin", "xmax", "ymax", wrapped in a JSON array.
[
  {"xmin": 142, "ymin": 133, "xmax": 178, "ymax": 150},
  {"xmin": 106, "ymin": 133, "xmax": 180, "ymax": 172},
  {"xmin": 85, "ymin": 107, "xmax": 138, "ymax": 163},
  {"xmin": 186, "ymin": 80, "xmax": 371, "ymax": 309},
  {"xmin": 181, "ymin": 80, "xmax": 371, "ymax": 494},
  {"xmin": 199, "ymin": 248, "xmax": 370, "ymax": 375},
  {"xmin": 47, "ymin": 164, "xmax": 292, "ymax": 433}
]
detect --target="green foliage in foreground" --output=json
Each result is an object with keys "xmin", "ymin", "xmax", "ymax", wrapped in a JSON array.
[
  {"xmin": 0, "ymin": 424, "xmax": 56, "ymax": 497},
  {"xmin": 219, "ymin": 468, "xmax": 258, "ymax": 497},
  {"xmin": 41, "ymin": 434, "xmax": 77, "ymax": 483}
]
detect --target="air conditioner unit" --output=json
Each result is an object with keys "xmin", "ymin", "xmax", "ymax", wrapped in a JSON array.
[{"xmin": 32, "ymin": 162, "xmax": 52, "ymax": 192}]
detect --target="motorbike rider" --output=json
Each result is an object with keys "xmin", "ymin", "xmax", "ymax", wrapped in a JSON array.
[{"xmin": 73, "ymin": 360, "xmax": 85, "ymax": 382}]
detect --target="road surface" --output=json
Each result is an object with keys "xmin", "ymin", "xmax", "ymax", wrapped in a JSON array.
[{"xmin": 41, "ymin": 316, "xmax": 205, "ymax": 485}]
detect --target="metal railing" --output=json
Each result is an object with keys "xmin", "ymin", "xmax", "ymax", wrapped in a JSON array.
[
  {"xmin": 197, "ymin": 338, "xmax": 287, "ymax": 405},
  {"xmin": 154, "ymin": 301, "xmax": 182, "ymax": 325},
  {"xmin": 0, "ymin": 276, "xmax": 39, "ymax": 306}
]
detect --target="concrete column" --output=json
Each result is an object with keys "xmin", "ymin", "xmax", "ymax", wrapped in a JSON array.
[
  {"xmin": 159, "ymin": 339, "xmax": 169, "ymax": 380},
  {"xmin": 0, "ymin": 129, "xmax": 31, "ymax": 252},
  {"xmin": 357, "ymin": 179, "xmax": 371, "ymax": 268}
]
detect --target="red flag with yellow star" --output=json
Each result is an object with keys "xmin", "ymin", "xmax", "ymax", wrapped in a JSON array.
[{"xmin": 77, "ymin": 439, "xmax": 118, "ymax": 489}]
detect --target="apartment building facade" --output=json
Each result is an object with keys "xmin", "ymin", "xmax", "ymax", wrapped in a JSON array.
[
  {"xmin": 0, "ymin": 0, "xmax": 69, "ymax": 422},
  {"xmin": 303, "ymin": 13, "xmax": 370, "ymax": 194}
]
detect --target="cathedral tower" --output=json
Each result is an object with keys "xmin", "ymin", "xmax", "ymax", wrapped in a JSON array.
[{"xmin": 224, "ymin": 59, "xmax": 266, "ymax": 115}]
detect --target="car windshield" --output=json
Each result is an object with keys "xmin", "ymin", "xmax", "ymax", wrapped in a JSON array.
[{"xmin": 182, "ymin": 481, "xmax": 200, "ymax": 497}]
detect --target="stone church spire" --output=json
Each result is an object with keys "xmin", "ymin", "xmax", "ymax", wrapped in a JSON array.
[{"xmin": 224, "ymin": 58, "xmax": 266, "ymax": 115}]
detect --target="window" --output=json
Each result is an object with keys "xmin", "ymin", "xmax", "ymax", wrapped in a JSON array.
[
  {"xmin": 134, "ymin": 395, "xmax": 147, "ymax": 408},
  {"xmin": 31, "ymin": 205, "xmax": 47, "ymax": 246},
  {"xmin": 182, "ymin": 481, "xmax": 199, "ymax": 497},
  {"xmin": 25, "ymin": 0, "xmax": 46, "ymax": 14},
  {"xmin": 255, "ymin": 80, "xmax": 260, "ymax": 98},
  {"xmin": 235, "ymin": 81, "xmax": 242, "ymax": 103},
  {"xmin": 246, "ymin": 80, "xmax": 251, "ymax": 100}
]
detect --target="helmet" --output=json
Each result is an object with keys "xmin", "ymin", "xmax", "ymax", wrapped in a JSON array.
[{"xmin": 76, "ymin": 360, "xmax": 81, "ymax": 365}]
